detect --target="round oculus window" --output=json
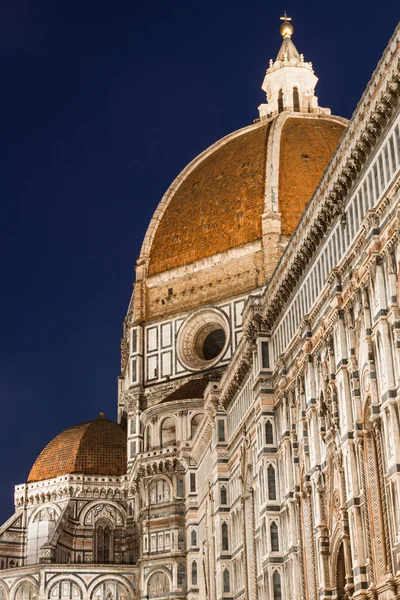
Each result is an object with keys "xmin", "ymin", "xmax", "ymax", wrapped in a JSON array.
[
  {"xmin": 177, "ymin": 309, "xmax": 230, "ymax": 371},
  {"xmin": 195, "ymin": 326, "xmax": 226, "ymax": 361}
]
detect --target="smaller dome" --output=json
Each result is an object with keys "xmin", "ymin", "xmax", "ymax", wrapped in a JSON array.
[{"xmin": 28, "ymin": 416, "xmax": 127, "ymax": 483}]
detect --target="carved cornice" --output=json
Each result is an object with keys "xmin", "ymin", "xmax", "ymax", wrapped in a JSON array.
[{"xmin": 141, "ymin": 398, "xmax": 203, "ymax": 425}]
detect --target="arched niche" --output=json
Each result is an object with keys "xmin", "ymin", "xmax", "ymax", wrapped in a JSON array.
[
  {"xmin": 160, "ymin": 417, "xmax": 176, "ymax": 448},
  {"xmin": 13, "ymin": 581, "xmax": 38, "ymax": 600},
  {"xmin": 48, "ymin": 580, "xmax": 83, "ymax": 600},
  {"xmin": 147, "ymin": 571, "xmax": 171, "ymax": 595},
  {"xmin": 190, "ymin": 414, "xmax": 202, "ymax": 439},
  {"xmin": 80, "ymin": 501, "xmax": 125, "ymax": 527},
  {"xmin": 336, "ymin": 542, "xmax": 346, "ymax": 600},
  {"xmin": 90, "ymin": 580, "xmax": 131, "ymax": 600},
  {"xmin": 0, "ymin": 583, "xmax": 9, "ymax": 600}
]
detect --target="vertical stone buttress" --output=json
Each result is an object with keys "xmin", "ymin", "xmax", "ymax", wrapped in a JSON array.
[
  {"xmin": 247, "ymin": 488, "xmax": 258, "ymax": 600},
  {"xmin": 372, "ymin": 418, "xmax": 394, "ymax": 575},
  {"xmin": 302, "ymin": 482, "xmax": 318, "ymax": 600},
  {"xmin": 356, "ymin": 431, "xmax": 376, "ymax": 586},
  {"xmin": 296, "ymin": 494, "xmax": 306, "ymax": 600}
]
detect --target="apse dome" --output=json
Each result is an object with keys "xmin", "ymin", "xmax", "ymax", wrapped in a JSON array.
[{"xmin": 27, "ymin": 414, "xmax": 127, "ymax": 483}]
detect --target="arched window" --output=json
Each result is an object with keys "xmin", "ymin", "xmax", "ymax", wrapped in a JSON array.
[
  {"xmin": 223, "ymin": 569, "xmax": 230, "ymax": 593},
  {"xmin": 150, "ymin": 479, "xmax": 171, "ymax": 504},
  {"xmin": 293, "ymin": 87, "xmax": 300, "ymax": 111},
  {"xmin": 161, "ymin": 417, "xmax": 176, "ymax": 447},
  {"xmin": 218, "ymin": 420, "xmax": 226, "ymax": 442},
  {"xmin": 192, "ymin": 560, "xmax": 198, "ymax": 585},
  {"xmin": 191, "ymin": 529, "xmax": 197, "ymax": 547},
  {"xmin": 221, "ymin": 522, "xmax": 229, "ymax": 551},
  {"xmin": 95, "ymin": 520, "xmax": 113, "ymax": 564},
  {"xmin": 273, "ymin": 571, "xmax": 282, "ymax": 600},
  {"xmin": 265, "ymin": 421, "xmax": 273, "ymax": 444},
  {"xmin": 271, "ymin": 522, "xmax": 279, "ymax": 552},
  {"xmin": 178, "ymin": 532, "xmax": 185, "ymax": 550},
  {"xmin": 177, "ymin": 477, "xmax": 184, "ymax": 497},
  {"xmin": 278, "ymin": 89, "xmax": 284, "ymax": 113},
  {"xmin": 268, "ymin": 465, "xmax": 276, "ymax": 501},
  {"xmin": 144, "ymin": 425, "xmax": 151, "ymax": 451},
  {"xmin": 220, "ymin": 485, "xmax": 227, "ymax": 505},
  {"xmin": 177, "ymin": 563, "xmax": 186, "ymax": 587},
  {"xmin": 336, "ymin": 543, "xmax": 346, "ymax": 600},
  {"xmin": 191, "ymin": 414, "xmax": 202, "ymax": 439}
]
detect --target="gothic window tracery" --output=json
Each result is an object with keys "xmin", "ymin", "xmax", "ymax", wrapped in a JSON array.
[
  {"xmin": 178, "ymin": 532, "xmax": 185, "ymax": 550},
  {"xmin": 218, "ymin": 419, "xmax": 226, "ymax": 442},
  {"xmin": 177, "ymin": 477, "xmax": 184, "ymax": 497},
  {"xmin": 278, "ymin": 89, "xmax": 283, "ymax": 113},
  {"xmin": 271, "ymin": 522, "xmax": 279, "ymax": 552},
  {"xmin": 220, "ymin": 485, "xmax": 227, "ymax": 505},
  {"xmin": 190, "ymin": 529, "xmax": 197, "ymax": 547},
  {"xmin": 221, "ymin": 522, "xmax": 229, "ymax": 551},
  {"xmin": 268, "ymin": 465, "xmax": 277, "ymax": 501},
  {"xmin": 192, "ymin": 560, "xmax": 198, "ymax": 585},
  {"xmin": 144, "ymin": 425, "xmax": 151, "ymax": 451},
  {"xmin": 150, "ymin": 479, "xmax": 171, "ymax": 504},
  {"xmin": 265, "ymin": 420, "xmax": 274, "ymax": 445},
  {"xmin": 336, "ymin": 543, "xmax": 346, "ymax": 600},
  {"xmin": 94, "ymin": 519, "xmax": 113, "ymax": 564},
  {"xmin": 177, "ymin": 564, "xmax": 186, "ymax": 587},
  {"xmin": 273, "ymin": 571, "xmax": 282, "ymax": 600},
  {"xmin": 223, "ymin": 569, "xmax": 230, "ymax": 593},
  {"xmin": 293, "ymin": 87, "xmax": 300, "ymax": 111}
]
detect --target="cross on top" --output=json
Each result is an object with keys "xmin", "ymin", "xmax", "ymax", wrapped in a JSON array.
[{"xmin": 280, "ymin": 11, "xmax": 292, "ymax": 23}]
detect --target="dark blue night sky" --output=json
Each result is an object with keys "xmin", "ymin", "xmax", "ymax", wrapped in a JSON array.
[{"xmin": 0, "ymin": 0, "xmax": 398, "ymax": 522}]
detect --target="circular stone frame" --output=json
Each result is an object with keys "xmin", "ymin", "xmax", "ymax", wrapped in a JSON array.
[{"xmin": 177, "ymin": 308, "xmax": 230, "ymax": 371}]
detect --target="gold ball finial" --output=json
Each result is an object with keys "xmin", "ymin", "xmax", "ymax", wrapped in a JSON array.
[{"xmin": 280, "ymin": 12, "xmax": 293, "ymax": 38}]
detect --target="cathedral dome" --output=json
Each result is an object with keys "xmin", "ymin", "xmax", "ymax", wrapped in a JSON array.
[
  {"xmin": 143, "ymin": 114, "xmax": 346, "ymax": 277},
  {"xmin": 27, "ymin": 415, "xmax": 127, "ymax": 483}
]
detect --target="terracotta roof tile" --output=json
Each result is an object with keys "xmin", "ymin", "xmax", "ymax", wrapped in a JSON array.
[
  {"xmin": 160, "ymin": 378, "xmax": 209, "ymax": 403},
  {"xmin": 279, "ymin": 117, "xmax": 346, "ymax": 236},
  {"xmin": 147, "ymin": 116, "xmax": 345, "ymax": 277},
  {"xmin": 27, "ymin": 417, "xmax": 127, "ymax": 482},
  {"xmin": 148, "ymin": 124, "xmax": 271, "ymax": 276}
]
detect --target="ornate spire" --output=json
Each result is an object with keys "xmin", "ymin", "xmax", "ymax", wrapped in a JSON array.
[{"xmin": 258, "ymin": 16, "xmax": 331, "ymax": 119}]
